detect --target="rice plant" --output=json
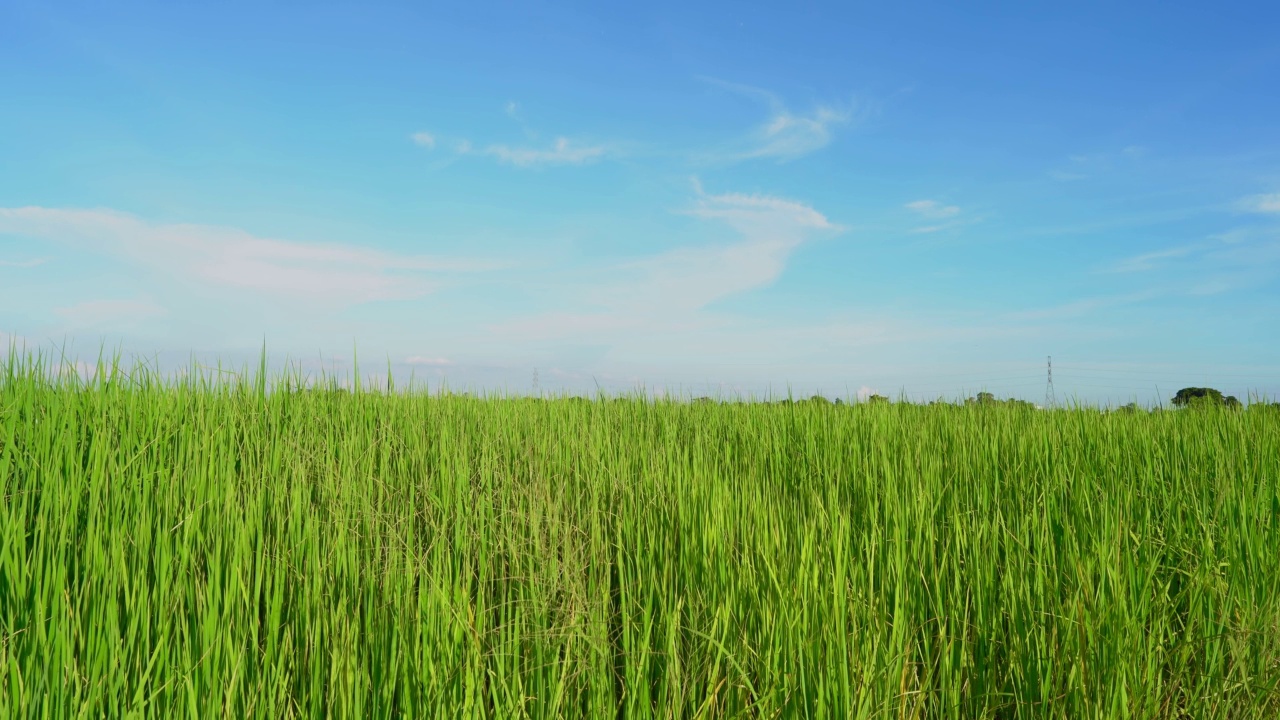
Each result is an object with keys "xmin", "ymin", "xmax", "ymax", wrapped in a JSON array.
[{"xmin": 1, "ymin": 346, "xmax": 1277, "ymax": 718}]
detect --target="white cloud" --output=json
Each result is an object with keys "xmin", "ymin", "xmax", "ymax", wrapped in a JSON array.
[
  {"xmin": 910, "ymin": 224, "xmax": 954, "ymax": 234},
  {"xmin": 0, "ymin": 207, "xmax": 510, "ymax": 305},
  {"xmin": 489, "ymin": 180, "xmax": 843, "ymax": 341},
  {"xmin": 904, "ymin": 200, "xmax": 960, "ymax": 219},
  {"xmin": 904, "ymin": 199, "xmax": 964, "ymax": 233},
  {"xmin": 504, "ymin": 101, "xmax": 520, "ymax": 119},
  {"xmin": 1239, "ymin": 193, "xmax": 1280, "ymax": 214},
  {"xmin": 696, "ymin": 77, "xmax": 856, "ymax": 162},
  {"xmin": 483, "ymin": 137, "xmax": 607, "ymax": 167},
  {"xmin": 856, "ymin": 385, "xmax": 879, "ymax": 401},
  {"xmin": 743, "ymin": 105, "xmax": 850, "ymax": 162},
  {"xmin": 1101, "ymin": 246, "xmax": 1195, "ymax": 273},
  {"xmin": 54, "ymin": 298, "xmax": 167, "ymax": 328},
  {"xmin": 411, "ymin": 131, "xmax": 436, "ymax": 149}
]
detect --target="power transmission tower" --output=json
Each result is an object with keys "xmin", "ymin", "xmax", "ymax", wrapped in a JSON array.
[{"xmin": 1044, "ymin": 355, "xmax": 1056, "ymax": 409}]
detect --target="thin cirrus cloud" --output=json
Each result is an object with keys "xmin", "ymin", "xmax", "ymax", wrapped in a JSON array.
[
  {"xmin": 1100, "ymin": 246, "xmax": 1197, "ymax": 273},
  {"xmin": 0, "ymin": 207, "xmax": 512, "ymax": 305},
  {"xmin": 488, "ymin": 178, "xmax": 844, "ymax": 343},
  {"xmin": 603, "ymin": 178, "xmax": 842, "ymax": 314},
  {"xmin": 481, "ymin": 137, "xmax": 608, "ymax": 167},
  {"xmin": 905, "ymin": 199, "xmax": 964, "ymax": 233},
  {"xmin": 54, "ymin": 298, "xmax": 167, "ymax": 328},
  {"xmin": 694, "ymin": 76, "xmax": 856, "ymax": 163},
  {"xmin": 1238, "ymin": 192, "xmax": 1280, "ymax": 214},
  {"xmin": 743, "ymin": 105, "xmax": 850, "ymax": 162},
  {"xmin": 413, "ymin": 129, "xmax": 608, "ymax": 167},
  {"xmin": 905, "ymin": 199, "xmax": 960, "ymax": 219},
  {"xmin": 1095, "ymin": 220, "xmax": 1280, "ymax": 295},
  {"xmin": 410, "ymin": 131, "xmax": 436, "ymax": 149}
]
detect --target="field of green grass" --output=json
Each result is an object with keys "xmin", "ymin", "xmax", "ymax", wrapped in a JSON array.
[{"xmin": 2, "ymin": 350, "xmax": 1278, "ymax": 718}]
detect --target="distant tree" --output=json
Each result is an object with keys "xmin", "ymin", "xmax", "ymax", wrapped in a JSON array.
[
  {"xmin": 867, "ymin": 394, "xmax": 889, "ymax": 405},
  {"xmin": 1117, "ymin": 402, "xmax": 1141, "ymax": 414},
  {"xmin": 965, "ymin": 392, "xmax": 997, "ymax": 406},
  {"xmin": 693, "ymin": 396, "xmax": 713, "ymax": 404},
  {"xmin": 807, "ymin": 394, "xmax": 832, "ymax": 405},
  {"xmin": 1225, "ymin": 395, "xmax": 1242, "ymax": 410},
  {"xmin": 1171, "ymin": 387, "xmax": 1228, "ymax": 408}
]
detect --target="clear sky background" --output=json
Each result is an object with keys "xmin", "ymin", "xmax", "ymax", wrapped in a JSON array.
[{"xmin": 2, "ymin": 0, "xmax": 1278, "ymax": 404}]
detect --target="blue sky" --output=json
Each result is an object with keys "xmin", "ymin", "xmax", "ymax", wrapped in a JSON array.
[{"xmin": 3, "ymin": 0, "xmax": 1279, "ymax": 404}]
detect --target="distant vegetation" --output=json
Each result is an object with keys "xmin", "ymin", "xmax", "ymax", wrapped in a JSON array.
[{"xmin": 1171, "ymin": 386, "xmax": 1243, "ymax": 409}]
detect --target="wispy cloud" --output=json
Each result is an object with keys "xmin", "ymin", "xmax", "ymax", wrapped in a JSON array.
[
  {"xmin": 410, "ymin": 131, "xmax": 436, "ymax": 149},
  {"xmin": 905, "ymin": 200, "xmax": 960, "ymax": 219},
  {"xmin": 54, "ymin": 298, "xmax": 167, "ymax": 328},
  {"xmin": 1238, "ymin": 192, "xmax": 1280, "ymax": 214},
  {"xmin": 1094, "ymin": 224, "xmax": 1280, "ymax": 294},
  {"xmin": 603, "ymin": 187, "xmax": 838, "ymax": 312},
  {"xmin": 904, "ymin": 199, "xmax": 965, "ymax": 233},
  {"xmin": 0, "ymin": 207, "xmax": 511, "ymax": 305},
  {"xmin": 419, "ymin": 103, "xmax": 609, "ymax": 167},
  {"xmin": 744, "ymin": 105, "xmax": 850, "ymax": 161},
  {"xmin": 695, "ymin": 76, "xmax": 857, "ymax": 163},
  {"xmin": 482, "ymin": 137, "xmax": 608, "ymax": 167},
  {"xmin": 488, "ymin": 179, "xmax": 843, "ymax": 342},
  {"xmin": 1100, "ymin": 246, "xmax": 1196, "ymax": 273}
]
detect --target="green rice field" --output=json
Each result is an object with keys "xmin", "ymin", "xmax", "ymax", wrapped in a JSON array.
[{"xmin": 1, "ymin": 349, "xmax": 1278, "ymax": 718}]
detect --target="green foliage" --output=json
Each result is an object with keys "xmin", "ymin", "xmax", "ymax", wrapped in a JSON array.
[
  {"xmin": 964, "ymin": 392, "xmax": 1034, "ymax": 409},
  {"xmin": 1169, "ymin": 387, "xmax": 1244, "ymax": 411},
  {"xmin": 2, "ymin": 349, "xmax": 1279, "ymax": 718}
]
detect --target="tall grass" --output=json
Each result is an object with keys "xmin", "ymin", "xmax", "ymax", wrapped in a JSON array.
[{"xmin": 1, "ymin": 347, "xmax": 1278, "ymax": 718}]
